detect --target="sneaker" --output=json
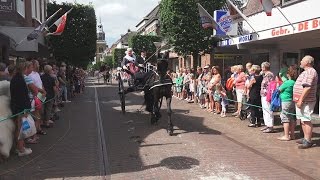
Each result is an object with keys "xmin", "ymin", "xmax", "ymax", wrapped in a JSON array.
[
  {"xmin": 296, "ymin": 138, "xmax": 305, "ymax": 144},
  {"xmin": 17, "ymin": 147, "xmax": 32, "ymax": 157},
  {"xmin": 65, "ymin": 100, "xmax": 71, "ymax": 103},
  {"xmin": 298, "ymin": 139, "xmax": 314, "ymax": 149},
  {"xmin": 220, "ymin": 114, "xmax": 226, "ymax": 118},
  {"xmin": 55, "ymin": 108, "xmax": 61, "ymax": 112}
]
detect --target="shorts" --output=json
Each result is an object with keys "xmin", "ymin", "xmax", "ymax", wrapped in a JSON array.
[
  {"xmin": 236, "ymin": 89, "xmax": 244, "ymax": 103},
  {"xmin": 280, "ymin": 101, "xmax": 296, "ymax": 123},
  {"xmin": 295, "ymin": 101, "xmax": 316, "ymax": 122}
]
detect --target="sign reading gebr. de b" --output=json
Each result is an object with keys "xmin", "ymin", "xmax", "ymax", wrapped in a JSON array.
[
  {"xmin": 0, "ymin": 0, "xmax": 14, "ymax": 13},
  {"xmin": 214, "ymin": 10, "xmax": 237, "ymax": 36}
]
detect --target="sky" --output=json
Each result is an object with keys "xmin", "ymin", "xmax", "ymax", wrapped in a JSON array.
[{"xmin": 54, "ymin": 0, "xmax": 159, "ymax": 46}]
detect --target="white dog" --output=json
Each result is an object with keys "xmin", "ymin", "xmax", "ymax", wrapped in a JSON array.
[{"xmin": 0, "ymin": 81, "xmax": 15, "ymax": 159}]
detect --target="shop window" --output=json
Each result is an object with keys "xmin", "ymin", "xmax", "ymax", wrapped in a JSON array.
[
  {"xmin": 16, "ymin": 0, "xmax": 25, "ymax": 17},
  {"xmin": 283, "ymin": 52, "xmax": 298, "ymax": 66}
]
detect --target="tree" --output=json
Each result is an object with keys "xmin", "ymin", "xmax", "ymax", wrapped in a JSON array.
[
  {"xmin": 104, "ymin": 55, "xmax": 114, "ymax": 68},
  {"xmin": 128, "ymin": 35, "xmax": 161, "ymax": 62},
  {"xmin": 47, "ymin": 2, "xmax": 97, "ymax": 68},
  {"xmin": 112, "ymin": 48, "xmax": 126, "ymax": 67},
  {"xmin": 159, "ymin": 0, "xmax": 223, "ymax": 68}
]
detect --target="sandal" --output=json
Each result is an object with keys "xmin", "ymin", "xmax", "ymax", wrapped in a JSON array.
[
  {"xmin": 37, "ymin": 130, "xmax": 47, "ymax": 135},
  {"xmin": 262, "ymin": 128, "xmax": 274, "ymax": 133},
  {"xmin": 26, "ymin": 138, "xmax": 39, "ymax": 144},
  {"xmin": 277, "ymin": 136, "xmax": 291, "ymax": 141}
]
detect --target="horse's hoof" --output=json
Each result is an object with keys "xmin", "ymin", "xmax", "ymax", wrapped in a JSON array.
[{"xmin": 151, "ymin": 116, "xmax": 157, "ymax": 125}]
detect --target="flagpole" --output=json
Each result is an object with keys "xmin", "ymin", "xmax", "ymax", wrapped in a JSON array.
[
  {"xmin": 276, "ymin": 6, "xmax": 295, "ymax": 30},
  {"xmin": 48, "ymin": 8, "xmax": 73, "ymax": 30},
  {"xmin": 15, "ymin": 8, "xmax": 63, "ymax": 47},
  {"xmin": 226, "ymin": 0, "xmax": 259, "ymax": 37},
  {"xmin": 197, "ymin": 3, "xmax": 234, "ymax": 42}
]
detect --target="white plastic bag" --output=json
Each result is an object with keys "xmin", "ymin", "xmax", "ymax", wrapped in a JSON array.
[{"xmin": 18, "ymin": 115, "xmax": 37, "ymax": 140}]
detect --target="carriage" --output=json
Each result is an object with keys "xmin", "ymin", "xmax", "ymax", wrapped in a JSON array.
[{"xmin": 116, "ymin": 56, "xmax": 174, "ymax": 135}]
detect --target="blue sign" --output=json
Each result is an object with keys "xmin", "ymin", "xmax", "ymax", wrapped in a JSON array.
[{"xmin": 214, "ymin": 10, "xmax": 233, "ymax": 36}]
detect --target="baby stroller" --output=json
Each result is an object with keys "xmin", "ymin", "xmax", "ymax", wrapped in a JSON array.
[{"xmin": 239, "ymin": 94, "xmax": 250, "ymax": 120}]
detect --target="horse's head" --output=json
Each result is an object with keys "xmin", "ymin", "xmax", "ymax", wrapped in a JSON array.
[{"xmin": 157, "ymin": 59, "xmax": 169, "ymax": 81}]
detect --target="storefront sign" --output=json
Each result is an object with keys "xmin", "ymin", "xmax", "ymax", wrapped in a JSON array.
[
  {"xmin": 0, "ymin": 0, "xmax": 14, "ymax": 13},
  {"xmin": 238, "ymin": 34, "xmax": 253, "ymax": 43},
  {"xmin": 269, "ymin": 18, "xmax": 320, "ymax": 38},
  {"xmin": 218, "ymin": 17, "xmax": 320, "ymax": 47},
  {"xmin": 214, "ymin": 10, "xmax": 237, "ymax": 36}
]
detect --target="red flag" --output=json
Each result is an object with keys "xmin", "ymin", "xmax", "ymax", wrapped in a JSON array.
[
  {"xmin": 47, "ymin": 8, "xmax": 72, "ymax": 36},
  {"xmin": 261, "ymin": 0, "xmax": 274, "ymax": 16}
]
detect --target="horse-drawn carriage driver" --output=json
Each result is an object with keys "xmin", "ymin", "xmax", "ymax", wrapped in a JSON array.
[{"xmin": 121, "ymin": 48, "xmax": 148, "ymax": 92}]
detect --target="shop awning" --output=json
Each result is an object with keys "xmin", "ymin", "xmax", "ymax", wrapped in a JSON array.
[{"xmin": 0, "ymin": 26, "xmax": 45, "ymax": 52}]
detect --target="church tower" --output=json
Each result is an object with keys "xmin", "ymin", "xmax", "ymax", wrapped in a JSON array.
[{"xmin": 96, "ymin": 18, "xmax": 107, "ymax": 63}]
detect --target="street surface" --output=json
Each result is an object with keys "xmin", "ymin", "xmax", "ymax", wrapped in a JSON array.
[{"xmin": 0, "ymin": 77, "xmax": 319, "ymax": 180}]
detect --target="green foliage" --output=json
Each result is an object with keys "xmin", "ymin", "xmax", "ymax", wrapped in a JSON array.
[
  {"xmin": 91, "ymin": 61, "xmax": 103, "ymax": 70},
  {"xmin": 159, "ymin": 0, "xmax": 223, "ymax": 64},
  {"xmin": 47, "ymin": 2, "xmax": 97, "ymax": 68},
  {"xmin": 112, "ymin": 48, "xmax": 126, "ymax": 67},
  {"xmin": 104, "ymin": 55, "xmax": 114, "ymax": 68},
  {"xmin": 128, "ymin": 35, "xmax": 161, "ymax": 59}
]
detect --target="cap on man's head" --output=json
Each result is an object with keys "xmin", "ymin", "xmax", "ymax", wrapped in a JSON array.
[{"xmin": 204, "ymin": 65, "xmax": 210, "ymax": 69}]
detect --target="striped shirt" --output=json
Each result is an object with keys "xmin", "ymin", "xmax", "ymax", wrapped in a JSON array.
[
  {"xmin": 293, "ymin": 67, "xmax": 318, "ymax": 102},
  {"xmin": 24, "ymin": 75, "xmax": 34, "ymax": 100}
]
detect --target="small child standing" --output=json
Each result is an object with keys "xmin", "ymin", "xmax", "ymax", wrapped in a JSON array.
[
  {"xmin": 175, "ymin": 73, "xmax": 183, "ymax": 100},
  {"xmin": 216, "ymin": 84, "xmax": 228, "ymax": 117},
  {"xmin": 188, "ymin": 73, "xmax": 195, "ymax": 103}
]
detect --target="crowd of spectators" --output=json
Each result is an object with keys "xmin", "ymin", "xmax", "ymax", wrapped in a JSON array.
[
  {"xmin": 170, "ymin": 55, "xmax": 318, "ymax": 149},
  {"xmin": 0, "ymin": 58, "xmax": 86, "ymax": 157}
]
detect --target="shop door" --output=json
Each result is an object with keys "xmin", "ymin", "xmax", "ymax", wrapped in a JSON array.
[{"xmin": 302, "ymin": 48, "xmax": 320, "ymax": 114}]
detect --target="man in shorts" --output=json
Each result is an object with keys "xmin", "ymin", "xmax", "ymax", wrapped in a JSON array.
[{"xmin": 293, "ymin": 55, "xmax": 318, "ymax": 149}]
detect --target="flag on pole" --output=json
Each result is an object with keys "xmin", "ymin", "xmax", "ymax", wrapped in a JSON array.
[
  {"xmin": 197, "ymin": 3, "xmax": 218, "ymax": 29},
  {"xmin": 226, "ymin": 0, "xmax": 259, "ymax": 36},
  {"xmin": 26, "ymin": 8, "xmax": 62, "ymax": 41},
  {"xmin": 226, "ymin": 0, "xmax": 249, "ymax": 23},
  {"xmin": 261, "ymin": 0, "xmax": 274, "ymax": 16},
  {"xmin": 47, "ymin": 8, "xmax": 73, "ymax": 36}
]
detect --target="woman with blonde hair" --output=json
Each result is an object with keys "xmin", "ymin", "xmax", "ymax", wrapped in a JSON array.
[
  {"xmin": 260, "ymin": 62, "xmax": 275, "ymax": 133},
  {"xmin": 233, "ymin": 65, "xmax": 246, "ymax": 117}
]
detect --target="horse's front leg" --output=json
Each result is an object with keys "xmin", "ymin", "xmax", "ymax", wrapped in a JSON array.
[
  {"xmin": 166, "ymin": 97, "xmax": 173, "ymax": 135},
  {"xmin": 151, "ymin": 98, "xmax": 159, "ymax": 125}
]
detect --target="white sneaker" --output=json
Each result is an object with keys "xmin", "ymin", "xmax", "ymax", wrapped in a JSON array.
[
  {"xmin": 66, "ymin": 100, "xmax": 71, "ymax": 103},
  {"xmin": 17, "ymin": 147, "xmax": 32, "ymax": 157},
  {"xmin": 55, "ymin": 108, "xmax": 61, "ymax": 112}
]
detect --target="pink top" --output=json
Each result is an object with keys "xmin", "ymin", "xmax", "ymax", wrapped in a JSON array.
[{"xmin": 235, "ymin": 72, "xmax": 246, "ymax": 90}]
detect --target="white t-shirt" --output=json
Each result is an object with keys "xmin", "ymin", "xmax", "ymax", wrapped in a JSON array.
[{"xmin": 28, "ymin": 71, "xmax": 43, "ymax": 89}]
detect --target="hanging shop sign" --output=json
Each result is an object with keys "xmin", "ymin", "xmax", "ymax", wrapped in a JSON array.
[{"xmin": 214, "ymin": 10, "xmax": 238, "ymax": 36}]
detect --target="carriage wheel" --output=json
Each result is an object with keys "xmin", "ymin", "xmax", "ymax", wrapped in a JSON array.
[{"xmin": 118, "ymin": 73, "xmax": 125, "ymax": 114}]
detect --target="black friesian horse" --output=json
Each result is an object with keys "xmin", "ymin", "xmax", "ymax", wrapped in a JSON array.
[{"xmin": 144, "ymin": 54, "xmax": 173, "ymax": 135}]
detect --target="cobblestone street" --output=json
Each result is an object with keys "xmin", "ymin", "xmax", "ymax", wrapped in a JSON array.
[{"xmin": 1, "ymin": 79, "xmax": 319, "ymax": 180}]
